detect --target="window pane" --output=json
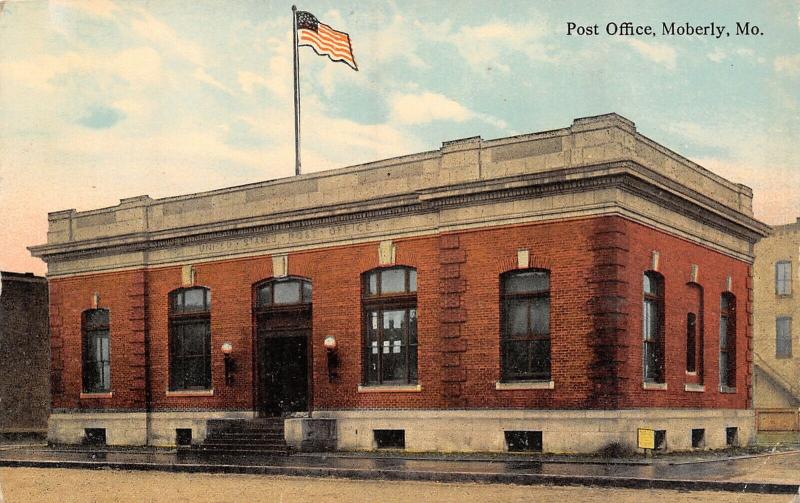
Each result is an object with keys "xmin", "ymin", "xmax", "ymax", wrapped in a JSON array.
[
  {"xmin": 777, "ymin": 262, "xmax": 792, "ymax": 295},
  {"xmin": 719, "ymin": 316, "xmax": 729, "ymax": 347},
  {"xmin": 365, "ymin": 338, "xmax": 380, "ymax": 384},
  {"xmin": 85, "ymin": 309, "xmax": 109, "ymax": 328},
  {"xmin": 409, "ymin": 345, "xmax": 418, "ymax": 381},
  {"xmin": 503, "ymin": 340, "xmax": 529, "ymax": 378},
  {"xmin": 257, "ymin": 284, "xmax": 272, "ymax": 306},
  {"xmin": 183, "ymin": 329, "xmax": 206, "ymax": 356},
  {"xmin": 408, "ymin": 309, "xmax": 417, "ymax": 344},
  {"xmin": 302, "ymin": 281, "xmax": 312, "ymax": 303},
  {"xmin": 719, "ymin": 353, "xmax": 729, "ymax": 384},
  {"xmin": 381, "ymin": 269, "xmax": 406, "ymax": 294},
  {"xmin": 530, "ymin": 298, "xmax": 550, "ymax": 335},
  {"xmin": 530, "ymin": 339, "xmax": 551, "ymax": 377},
  {"xmin": 506, "ymin": 271, "xmax": 548, "ymax": 294},
  {"xmin": 383, "ymin": 310, "xmax": 405, "ymax": 339},
  {"xmin": 507, "ymin": 301, "xmax": 528, "ymax": 336},
  {"xmin": 644, "ymin": 342, "xmax": 659, "ymax": 380},
  {"xmin": 409, "ymin": 270, "xmax": 417, "ymax": 292},
  {"xmin": 183, "ymin": 288, "xmax": 206, "ymax": 310},
  {"xmin": 643, "ymin": 274, "xmax": 653, "ymax": 295},
  {"xmin": 687, "ymin": 313, "xmax": 697, "ymax": 372},
  {"xmin": 274, "ymin": 281, "xmax": 301, "ymax": 304},
  {"xmin": 776, "ymin": 317, "xmax": 792, "ymax": 357},
  {"xmin": 643, "ymin": 300, "xmax": 657, "ymax": 341},
  {"xmin": 367, "ymin": 272, "xmax": 378, "ymax": 296}
]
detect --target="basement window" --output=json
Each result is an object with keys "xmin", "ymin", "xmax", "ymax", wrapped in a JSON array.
[
  {"xmin": 84, "ymin": 428, "xmax": 107, "ymax": 446},
  {"xmin": 691, "ymin": 428, "xmax": 705, "ymax": 449},
  {"xmin": 726, "ymin": 427, "xmax": 739, "ymax": 447},
  {"xmin": 374, "ymin": 429, "xmax": 405, "ymax": 449},
  {"xmin": 654, "ymin": 430, "xmax": 667, "ymax": 451},
  {"xmin": 176, "ymin": 428, "xmax": 192, "ymax": 447},
  {"xmin": 505, "ymin": 430, "xmax": 543, "ymax": 452}
]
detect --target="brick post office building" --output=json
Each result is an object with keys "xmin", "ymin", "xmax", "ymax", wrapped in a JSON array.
[{"xmin": 29, "ymin": 114, "xmax": 769, "ymax": 453}]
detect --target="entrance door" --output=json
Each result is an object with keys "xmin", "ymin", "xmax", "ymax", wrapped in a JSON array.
[
  {"xmin": 253, "ymin": 278, "xmax": 312, "ymax": 417},
  {"xmin": 258, "ymin": 327, "xmax": 309, "ymax": 416}
]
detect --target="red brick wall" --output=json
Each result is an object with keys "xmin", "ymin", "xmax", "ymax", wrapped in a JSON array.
[{"xmin": 48, "ymin": 216, "xmax": 752, "ymax": 413}]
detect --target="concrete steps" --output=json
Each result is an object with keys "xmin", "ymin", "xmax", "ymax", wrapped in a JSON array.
[{"xmin": 198, "ymin": 419, "xmax": 290, "ymax": 456}]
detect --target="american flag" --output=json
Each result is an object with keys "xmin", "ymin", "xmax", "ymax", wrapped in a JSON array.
[{"xmin": 296, "ymin": 11, "xmax": 358, "ymax": 71}]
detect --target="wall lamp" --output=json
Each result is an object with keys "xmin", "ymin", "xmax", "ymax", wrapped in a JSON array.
[
  {"xmin": 324, "ymin": 336, "xmax": 339, "ymax": 383},
  {"xmin": 222, "ymin": 342, "xmax": 235, "ymax": 385}
]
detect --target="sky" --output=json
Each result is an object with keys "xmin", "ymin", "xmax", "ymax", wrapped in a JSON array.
[{"xmin": 1, "ymin": 0, "xmax": 799, "ymax": 275}]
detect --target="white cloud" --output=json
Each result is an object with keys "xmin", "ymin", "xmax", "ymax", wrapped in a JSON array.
[
  {"xmin": 389, "ymin": 91, "xmax": 507, "ymax": 129},
  {"xmin": 49, "ymin": 0, "xmax": 119, "ymax": 19},
  {"xmin": 0, "ymin": 46, "xmax": 162, "ymax": 92},
  {"xmin": 774, "ymin": 54, "xmax": 800, "ymax": 76},
  {"xmin": 193, "ymin": 68, "xmax": 234, "ymax": 95},
  {"xmin": 129, "ymin": 8, "xmax": 205, "ymax": 66},
  {"xmin": 238, "ymin": 71, "xmax": 269, "ymax": 95},
  {"xmin": 622, "ymin": 39, "xmax": 676, "ymax": 70},
  {"xmin": 390, "ymin": 92, "xmax": 472, "ymax": 124},
  {"xmin": 422, "ymin": 18, "xmax": 557, "ymax": 74}
]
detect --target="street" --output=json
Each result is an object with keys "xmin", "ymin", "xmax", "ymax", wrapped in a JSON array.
[{"xmin": 0, "ymin": 467, "xmax": 796, "ymax": 503}]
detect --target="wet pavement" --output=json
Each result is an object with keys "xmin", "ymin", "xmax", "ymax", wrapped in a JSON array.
[{"xmin": 0, "ymin": 446, "xmax": 797, "ymax": 494}]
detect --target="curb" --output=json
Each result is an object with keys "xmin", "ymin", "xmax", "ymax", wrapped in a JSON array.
[{"xmin": 0, "ymin": 458, "xmax": 797, "ymax": 495}]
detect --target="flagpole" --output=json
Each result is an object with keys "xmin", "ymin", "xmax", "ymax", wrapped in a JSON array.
[{"xmin": 292, "ymin": 5, "xmax": 301, "ymax": 176}]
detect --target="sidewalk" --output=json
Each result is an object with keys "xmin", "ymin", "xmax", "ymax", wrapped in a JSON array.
[{"xmin": 0, "ymin": 445, "xmax": 797, "ymax": 495}]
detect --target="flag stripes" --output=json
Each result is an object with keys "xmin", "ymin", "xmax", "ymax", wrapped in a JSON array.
[{"xmin": 296, "ymin": 11, "xmax": 357, "ymax": 70}]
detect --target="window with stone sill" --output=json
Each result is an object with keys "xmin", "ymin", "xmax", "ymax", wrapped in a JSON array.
[
  {"xmin": 362, "ymin": 267, "xmax": 418, "ymax": 386},
  {"xmin": 643, "ymin": 271, "xmax": 665, "ymax": 383},
  {"xmin": 169, "ymin": 287, "xmax": 212, "ymax": 391},
  {"xmin": 82, "ymin": 308, "xmax": 111, "ymax": 393},
  {"xmin": 500, "ymin": 269, "xmax": 551, "ymax": 382}
]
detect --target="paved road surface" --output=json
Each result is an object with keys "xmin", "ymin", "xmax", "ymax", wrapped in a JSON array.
[{"xmin": 0, "ymin": 467, "xmax": 797, "ymax": 503}]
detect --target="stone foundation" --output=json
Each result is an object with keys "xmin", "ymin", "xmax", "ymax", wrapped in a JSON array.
[
  {"xmin": 48, "ymin": 410, "xmax": 255, "ymax": 447},
  {"xmin": 312, "ymin": 408, "xmax": 755, "ymax": 453}
]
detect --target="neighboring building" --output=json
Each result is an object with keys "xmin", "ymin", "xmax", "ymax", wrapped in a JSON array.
[
  {"xmin": 29, "ymin": 114, "xmax": 768, "ymax": 453},
  {"xmin": 753, "ymin": 221, "xmax": 800, "ymax": 409},
  {"xmin": 0, "ymin": 271, "xmax": 50, "ymax": 437}
]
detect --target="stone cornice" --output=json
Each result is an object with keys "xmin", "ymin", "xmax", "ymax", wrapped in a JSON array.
[{"xmin": 30, "ymin": 162, "xmax": 768, "ymax": 265}]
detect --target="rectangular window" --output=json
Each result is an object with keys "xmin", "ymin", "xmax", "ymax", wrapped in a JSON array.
[
  {"xmin": 84, "ymin": 428, "xmax": 106, "ymax": 446},
  {"xmin": 726, "ymin": 427, "xmax": 739, "ymax": 447},
  {"xmin": 776, "ymin": 317, "xmax": 792, "ymax": 358},
  {"xmin": 362, "ymin": 267, "xmax": 418, "ymax": 386},
  {"xmin": 501, "ymin": 270, "xmax": 551, "ymax": 381},
  {"xmin": 83, "ymin": 309, "xmax": 111, "ymax": 393},
  {"xmin": 643, "ymin": 272, "xmax": 665, "ymax": 383},
  {"xmin": 505, "ymin": 431, "xmax": 543, "ymax": 452},
  {"xmin": 170, "ymin": 287, "xmax": 212, "ymax": 391},
  {"xmin": 374, "ymin": 430, "xmax": 405, "ymax": 449},
  {"xmin": 686, "ymin": 313, "xmax": 697, "ymax": 373},
  {"xmin": 364, "ymin": 308, "xmax": 417, "ymax": 384},
  {"xmin": 776, "ymin": 261, "xmax": 792, "ymax": 295},
  {"xmin": 691, "ymin": 428, "xmax": 705, "ymax": 449},
  {"xmin": 170, "ymin": 319, "xmax": 211, "ymax": 390}
]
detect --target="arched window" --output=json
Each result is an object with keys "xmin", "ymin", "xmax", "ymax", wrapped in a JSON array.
[
  {"xmin": 169, "ymin": 287, "xmax": 211, "ymax": 390},
  {"xmin": 362, "ymin": 267, "xmax": 417, "ymax": 385},
  {"xmin": 82, "ymin": 309, "xmax": 111, "ymax": 393},
  {"xmin": 643, "ymin": 272, "xmax": 665, "ymax": 383},
  {"xmin": 255, "ymin": 277, "xmax": 312, "ymax": 307},
  {"xmin": 501, "ymin": 269, "xmax": 551, "ymax": 381},
  {"xmin": 719, "ymin": 293, "xmax": 736, "ymax": 389}
]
